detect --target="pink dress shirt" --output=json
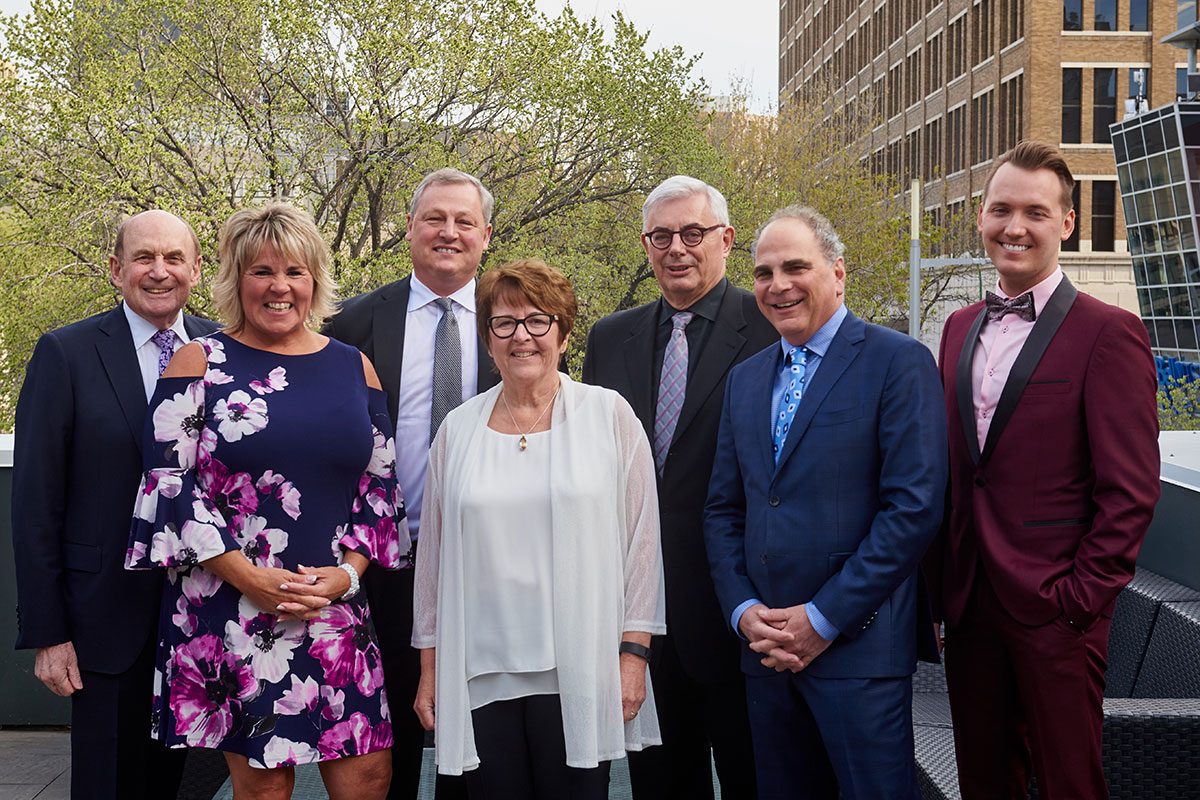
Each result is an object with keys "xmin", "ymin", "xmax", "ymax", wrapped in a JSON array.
[{"xmin": 971, "ymin": 267, "xmax": 1064, "ymax": 448}]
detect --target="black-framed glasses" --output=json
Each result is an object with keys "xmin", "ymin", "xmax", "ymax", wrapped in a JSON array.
[
  {"xmin": 642, "ymin": 224, "xmax": 725, "ymax": 250},
  {"xmin": 488, "ymin": 313, "xmax": 558, "ymax": 338}
]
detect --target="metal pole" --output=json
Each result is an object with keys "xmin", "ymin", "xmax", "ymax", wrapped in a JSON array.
[{"xmin": 908, "ymin": 180, "xmax": 921, "ymax": 339}]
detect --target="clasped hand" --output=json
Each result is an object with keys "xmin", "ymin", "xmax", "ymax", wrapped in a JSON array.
[
  {"xmin": 245, "ymin": 565, "xmax": 351, "ymax": 621},
  {"xmin": 738, "ymin": 603, "xmax": 833, "ymax": 673}
]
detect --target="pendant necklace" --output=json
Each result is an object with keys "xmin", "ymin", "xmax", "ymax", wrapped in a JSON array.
[{"xmin": 500, "ymin": 385, "xmax": 559, "ymax": 451}]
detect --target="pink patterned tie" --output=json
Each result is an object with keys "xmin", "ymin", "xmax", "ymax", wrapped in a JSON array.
[
  {"xmin": 653, "ymin": 311, "xmax": 694, "ymax": 472},
  {"xmin": 152, "ymin": 329, "xmax": 175, "ymax": 377}
]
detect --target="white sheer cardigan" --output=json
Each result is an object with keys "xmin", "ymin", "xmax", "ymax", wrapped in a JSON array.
[{"xmin": 411, "ymin": 373, "xmax": 667, "ymax": 774}]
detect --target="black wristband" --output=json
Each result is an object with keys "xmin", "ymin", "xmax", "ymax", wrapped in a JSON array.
[{"xmin": 619, "ymin": 641, "xmax": 651, "ymax": 661}]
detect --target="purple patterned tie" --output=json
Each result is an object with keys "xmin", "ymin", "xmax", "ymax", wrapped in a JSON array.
[
  {"xmin": 654, "ymin": 311, "xmax": 694, "ymax": 472},
  {"xmin": 152, "ymin": 329, "xmax": 175, "ymax": 377}
]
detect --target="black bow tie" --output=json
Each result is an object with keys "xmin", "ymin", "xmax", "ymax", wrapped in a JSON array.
[{"xmin": 984, "ymin": 291, "xmax": 1036, "ymax": 323}]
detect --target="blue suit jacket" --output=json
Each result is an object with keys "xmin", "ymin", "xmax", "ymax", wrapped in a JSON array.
[
  {"xmin": 704, "ymin": 311, "xmax": 947, "ymax": 679},
  {"xmin": 11, "ymin": 305, "xmax": 218, "ymax": 674}
]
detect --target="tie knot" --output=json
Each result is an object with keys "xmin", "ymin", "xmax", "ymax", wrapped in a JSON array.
[
  {"xmin": 434, "ymin": 297, "xmax": 454, "ymax": 313},
  {"xmin": 786, "ymin": 346, "xmax": 807, "ymax": 367},
  {"xmin": 671, "ymin": 311, "xmax": 694, "ymax": 331},
  {"xmin": 984, "ymin": 291, "xmax": 1036, "ymax": 323},
  {"xmin": 152, "ymin": 329, "xmax": 174, "ymax": 348}
]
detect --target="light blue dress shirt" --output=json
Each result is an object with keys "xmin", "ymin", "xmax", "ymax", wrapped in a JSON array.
[{"xmin": 731, "ymin": 304, "xmax": 848, "ymax": 643}]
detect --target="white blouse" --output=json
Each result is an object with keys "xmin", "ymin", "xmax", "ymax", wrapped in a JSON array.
[
  {"xmin": 412, "ymin": 374, "xmax": 666, "ymax": 774},
  {"xmin": 462, "ymin": 428, "xmax": 557, "ymax": 710}
]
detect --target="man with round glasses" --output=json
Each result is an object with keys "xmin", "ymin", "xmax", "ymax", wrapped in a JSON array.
[{"xmin": 583, "ymin": 175, "xmax": 775, "ymax": 800}]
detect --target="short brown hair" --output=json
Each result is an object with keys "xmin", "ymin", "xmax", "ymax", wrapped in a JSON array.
[
  {"xmin": 213, "ymin": 203, "xmax": 338, "ymax": 333},
  {"xmin": 476, "ymin": 259, "xmax": 577, "ymax": 344},
  {"xmin": 983, "ymin": 141, "xmax": 1075, "ymax": 212}
]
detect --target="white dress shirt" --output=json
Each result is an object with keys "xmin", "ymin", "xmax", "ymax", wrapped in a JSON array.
[
  {"xmin": 123, "ymin": 303, "xmax": 191, "ymax": 401},
  {"xmin": 396, "ymin": 274, "xmax": 479, "ymax": 539}
]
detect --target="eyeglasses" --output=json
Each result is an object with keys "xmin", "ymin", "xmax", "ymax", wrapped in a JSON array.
[
  {"xmin": 642, "ymin": 224, "xmax": 725, "ymax": 250},
  {"xmin": 488, "ymin": 313, "xmax": 558, "ymax": 338}
]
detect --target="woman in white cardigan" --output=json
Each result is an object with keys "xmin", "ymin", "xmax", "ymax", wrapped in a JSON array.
[{"xmin": 411, "ymin": 258, "xmax": 666, "ymax": 798}]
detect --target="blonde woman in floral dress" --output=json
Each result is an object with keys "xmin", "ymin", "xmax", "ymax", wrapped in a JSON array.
[{"xmin": 126, "ymin": 203, "xmax": 403, "ymax": 799}]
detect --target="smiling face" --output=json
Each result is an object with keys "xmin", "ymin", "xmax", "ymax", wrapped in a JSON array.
[
  {"xmin": 752, "ymin": 217, "xmax": 845, "ymax": 346},
  {"xmin": 978, "ymin": 162, "xmax": 1076, "ymax": 296},
  {"xmin": 109, "ymin": 211, "xmax": 202, "ymax": 330},
  {"xmin": 405, "ymin": 181, "xmax": 492, "ymax": 296},
  {"xmin": 487, "ymin": 294, "xmax": 566, "ymax": 392},
  {"xmin": 642, "ymin": 192, "xmax": 733, "ymax": 310},
  {"xmin": 238, "ymin": 241, "xmax": 314, "ymax": 346}
]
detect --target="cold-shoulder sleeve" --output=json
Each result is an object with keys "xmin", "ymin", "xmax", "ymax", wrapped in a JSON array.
[
  {"xmin": 614, "ymin": 396, "xmax": 666, "ymax": 636},
  {"xmin": 337, "ymin": 387, "xmax": 408, "ymax": 569},
  {"xmin": 126, "ymin": 375, "xmax": 240, "ymax": 570}
]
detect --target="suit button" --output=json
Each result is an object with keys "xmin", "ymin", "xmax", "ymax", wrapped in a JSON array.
[
  {"xmin": 760, "ymin": 555, "xmax": 768, "ymax": 565},
  {"xmin": 768, "ymin": 496, "xmax": 781, "ymax": 507},
  {"xmin": 974, "ymin": 476, "xmax": 986, "ymax": 487}
]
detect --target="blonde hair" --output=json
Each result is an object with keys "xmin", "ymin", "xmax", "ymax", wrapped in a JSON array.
[{"xmin": 213, "ymin": 203, "xmax": 338, "ymax": 332}]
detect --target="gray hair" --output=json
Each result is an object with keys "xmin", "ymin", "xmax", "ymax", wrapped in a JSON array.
[
  {"xmin": 750, "ymin": 205, "xmax": 846, "ymax": 264},
  {"xmin": 642, "ymin": 175, "xmax": 730, "ymax": 229},
  {"xmin": 409, "ymin": 168, "xmax": 495, "ymax": 224}
]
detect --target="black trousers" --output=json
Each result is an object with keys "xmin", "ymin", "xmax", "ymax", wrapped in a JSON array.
[
  {"xmin": 368, "ymin": 566, "xmax": 468, "ymax": 800},
  {"xmin": 627, "ymin": 633, "xmax": 757, "ymax": 800},
  {"xmin": 70, "ymin": 635, "xmax": 186, "ymax": 800},
  {"xmin": 465, "ymin": 694, "xmax": 610, "ymax": 800}
]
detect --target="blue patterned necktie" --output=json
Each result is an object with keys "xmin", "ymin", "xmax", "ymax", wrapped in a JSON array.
[
  {"xmin": 653, "ymin": 311, "xmax": 694, "ymax": 473},
  {"xmin": 152, "ymin": 329, "xmax": 175, "ymax": 377},
  {"xmin": 772, "ymin": 347, "xmax": 808, "ymax": 465}
]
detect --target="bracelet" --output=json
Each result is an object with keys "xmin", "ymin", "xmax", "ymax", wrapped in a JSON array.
[
  {"xmin": 619, "ymin": 641, "xmax": 651, "ymax": 661},
  {"xmin": 338, "ymin": 563, "xmax": 361, "ymax": 600}
]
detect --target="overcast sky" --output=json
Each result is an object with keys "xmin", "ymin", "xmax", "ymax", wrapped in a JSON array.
[{"xmin": 0, "ymin": 0, "xmax": 778, "ymax": 112}]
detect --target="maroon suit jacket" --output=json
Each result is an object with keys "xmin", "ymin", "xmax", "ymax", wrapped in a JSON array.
[{"xmin": 929, "ymin": 276, "xmax": 1160, "ymax": 630}]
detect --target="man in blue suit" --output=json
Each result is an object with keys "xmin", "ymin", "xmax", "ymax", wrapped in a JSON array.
[
  {"xmin": 704, "ymin": 206, "xmax": 947, "ymax": 799},
  {"xmin": 12, "ymin": 210, "xmax": 217, "ymax": 799}
]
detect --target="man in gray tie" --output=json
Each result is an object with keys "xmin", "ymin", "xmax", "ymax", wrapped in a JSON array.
[
  {"xmin": 582, "ymin": 175, "xmax": 776, "ymax": 799},
  {"xmin": 12, "ymin": 210, "xmax": 217, "ymax": 799},
  {"xmin": 325, "ymin": 168, "xmax": 497, "ymax": 799}
]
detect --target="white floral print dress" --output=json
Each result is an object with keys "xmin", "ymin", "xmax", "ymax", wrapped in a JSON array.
[{"xmin": 126, "ymin": 333, "xmax": 406, "ymax": 768}]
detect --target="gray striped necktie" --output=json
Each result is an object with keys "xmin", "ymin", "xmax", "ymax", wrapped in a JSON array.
[{"xmin": 430, "ymin": 297, "xmax": 462, "ymax": 442}]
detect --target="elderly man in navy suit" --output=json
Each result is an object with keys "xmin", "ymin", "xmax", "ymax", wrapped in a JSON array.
[
  {"xmin": 12, "ymin": 210, "xmax": 217, "ymax": 800},
  {"xmin": 705, "ymin": 205, "xmax": 947, "ymax": 799}
]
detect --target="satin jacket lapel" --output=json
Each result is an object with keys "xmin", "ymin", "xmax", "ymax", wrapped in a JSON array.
[
  {"xmin": 621, "ymin": 304, "xmax": 659, "ymax": 443},
  {"xmin": 673, "ymin": 288, "xmax": 748, "ymax": 445},
  {"xmin": 372, "ymin": 277, "xmax": 410, "ymax": 416},
  {"xmin": 774, "ymin": 312, "xmax": 865, "ymax": 474},
  {"xmin": 955, "ymin": 307, "xmax": 988, "ymax": 465},
  {"xmin": 96, "ymin": 305, "xmax": 148, "ymax": 448},
  {"xmin": 980, "ymin": 277, "xmax": 1078, "ymax": 464}
]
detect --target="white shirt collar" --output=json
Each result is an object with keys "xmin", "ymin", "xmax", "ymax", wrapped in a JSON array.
[
  {"xmin": 123, "ymin": 302, "xmax": 187, "ymax": 348},
  {"xmin": 408, "ymin": 273, "xmax": 477, "ymax": 313}
]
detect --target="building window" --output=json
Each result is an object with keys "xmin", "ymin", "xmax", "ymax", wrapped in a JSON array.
[
  {"xmin": 906, "ymin": 52, "xmax": 921, "ymax": 109},
  {"xmin": 1094, "ymin": 68, "xmax": 1117, "ymax": 144},
  {"xmin": 1093, "ymin": 181, "xmax": 1117, "ymax": 251},
  {"xmin": 1062, "ymin": 68, "xmax": 1082, "ymax": 143},
  {"xmin": 949, "ymin": 15, "xmax": 967, "ymax": 80},
  {"xmin": 1130, "ymin": 0, "xmax": 1149, "ymax": 31},
  {"xmin": 999, "ymin": 74, "xmax": 1025, "ymax": 151},
  {"xmin": 972, "ymin": 90, "xmax": 994, "ymax": 165},
  {"xmin": 1094, "ymin": 0, "xmax": 1118, "ymax": 31},
  {"xmin": 1000, "ymin": 0, "xmax": 1024, "ymax": 45},
  {"xmin": 973, "ymin": 0, "xmax": 993, "ymax": 65},
  {"xmin": 948, "ymin": 104, "xmax": 966, "ymax": 173},
  {"xmin": 1064, "ymin": 0, "xmax": 1083, "ymax": 30},
  {"xmin": 927, "ymin": 32, "xmax": 944, "ymax": 88},
  {"xmin": 1064, "ymin": 183, "xmax": 1082, "ymax": 251},
  {"xmin": 924, "ymin": 118, "xmax": 943, "ymax": 180},
  {"xmin": 1180, "ymin": 1, "xmax": 1197, "ymax": 29}
]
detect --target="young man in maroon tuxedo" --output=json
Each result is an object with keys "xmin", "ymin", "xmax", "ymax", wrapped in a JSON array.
[{"xmin": 928, "ymin": 141, "xmax": 1161, "ymax": 799}]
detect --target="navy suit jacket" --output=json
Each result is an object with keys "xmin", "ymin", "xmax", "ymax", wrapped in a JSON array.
[
  {"xmin": 12, "ymin": 305, "xmax": 218, "ymax": 674},
  {"xmin": 704, "ymin": 311, "xmax": 947, "ymax": 679}
]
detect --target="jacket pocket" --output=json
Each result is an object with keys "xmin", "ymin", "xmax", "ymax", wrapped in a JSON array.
[
  {"xmin": 63, "ymin": 541, "xmax": 102, "ymax": 573},
  {"xmin": 1023, "ymin": 379, "xmax": 1072, "ymax": 396},
  {"xmin": 1022, "ymin": 518, "xmax": 1088, "ymax": 528}
]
